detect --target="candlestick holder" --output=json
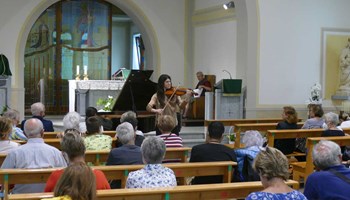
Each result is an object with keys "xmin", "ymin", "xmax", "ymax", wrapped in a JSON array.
[
  {"xmin": 83, "ymin": 74, "xmax": 89, "ymax": 80},
  {"xmin": 75, "ymin": 74, "xmax": 81, "ymax": 80}
]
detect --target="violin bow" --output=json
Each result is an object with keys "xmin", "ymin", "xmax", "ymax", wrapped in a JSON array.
[{"xmin": 161, "ymin": 83, "xmax": 181, "ymax": 114}]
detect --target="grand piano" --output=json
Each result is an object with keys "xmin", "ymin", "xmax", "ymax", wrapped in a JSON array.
[{"xmin": 99, "ymin": 70, "xmax": 157, "ymax": 132}]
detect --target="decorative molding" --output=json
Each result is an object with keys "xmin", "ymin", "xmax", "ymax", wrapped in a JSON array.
[
  {"xmin": 76, "ymin": 80, "xmax": 124, "ymax": 90},
  {"xmin": 192, "ymin": 5, "xmax": 236, "ymax": 26}
]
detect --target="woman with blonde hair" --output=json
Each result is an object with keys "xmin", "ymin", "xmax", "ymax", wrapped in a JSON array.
[
  {"xmin": 274, "ymin": 106, "xmax": 298, "ymax": 154},
  {"xmin": 43, "ymin": 162, "xmax": 96, "ymax": 200},
  {"xmin": 0, "ymin": 116, "xmax": 20, "ymax": 153},
  {"xmin": 246, "ymin": 147, "xmax": 307, "ymax": 200}
]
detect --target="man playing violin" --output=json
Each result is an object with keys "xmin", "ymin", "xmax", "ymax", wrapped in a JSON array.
[
  {"xmin": 146, "ymin": 74, "xmax": 192, "ymax": 136},
  {"xmin": 183, "ymin": 71, "xmax": 212, "ymax": 119}
]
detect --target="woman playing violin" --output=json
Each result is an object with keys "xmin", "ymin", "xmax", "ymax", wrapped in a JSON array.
[{"xmin": 146, "ymin": 74, "xmax": 191, "ymax": 136}]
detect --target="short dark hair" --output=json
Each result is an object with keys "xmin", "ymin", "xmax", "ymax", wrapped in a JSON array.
[
  {"xmin": 310, "ymin": 104, "xmax": 324, "ymax": 117},
  {"xmin": 86, "ymin": 116, "xmax": 101, "ymax": 135},
  {"xmin": 208, "ymin": 122, "xmax": 225, "ymax": 139},
  {"xmin": 61, "ymin": 129, "xmax": 85, "ymax": 161},
  {"xmin": 85, "ymin": 107, "xmax": 97, "ymax": 119}
]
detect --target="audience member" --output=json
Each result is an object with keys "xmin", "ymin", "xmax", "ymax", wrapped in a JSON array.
[
  {"xmin": 45, "ymin": 129, "xmax": 110, "ymax": 192},
  {"xmin": 21, "ymin": 102, "xmax": 54, "ymax": 132},
  {"xmin": 296, "ymin": 104, "xmax": 325, "ymax": 153},
  {"xmin": 42, "ymin": 162, "xmax": 96, "ymax": 200},
  {"xmin": 84, "ymin": 116, "xmax": 112, "ymax": 150},
  {"xmin": 56, "ymin": 112, "xmax": 85, "ymax": 138},
  {"xmin": 234, "ymin": 130, "xmax": 263, "ymax": 181},
  {"xmin": 0, "ymin": 117, "xmax": 20, "ymax": 153},
  {"xmin": 246, "ymin": 147, "xmax": 307, "ymax": 200},
  {"xmin": 322, "ymin": 112, "xmax": 345, "ymax": 137},
  {"xmin": 3, "ymin": 109, "xmax": 27, "ymax": 141},
  {"xmin": 119, "ymin": 111, "xmax": 144, "ymax": 146},
  {"xmin": 190, "ymin": 122, "xmax": 237, "ymax": 184},
  {"xmin": 107, "ymin": 122, "xmax": 143, "ymax": 188},
  {"xmin": 1, "ymin": 118, "xmax": 66, "ymax": 193},
  {"xmin": 126, "ymin": 136, "xmax": 177, "ymax": 188},
  {"xmin": 274, "ymin": 106, "xmax": 298, "ymax": 154},
  {"xmin": 338, "ymin": 111, "xmax": 350, "ymax": 127},
  {"xmin": 80, "ymin": 107, "xmax": 113, "ymax": 132},
  {"xmin": 158, "ymin": 115, "xmax": 183, "ymax": 148},
  {"xmin": 304, "ymin": 140, "xmax": 350, "ymax": 199}
]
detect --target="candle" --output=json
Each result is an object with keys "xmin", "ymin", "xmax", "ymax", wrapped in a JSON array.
[
  {"xmin": 76, "ymin": 65, "xmax": 80, "ymax": 75},
  {"xmin": 84, "ymin": 65, "xmax": 88, "ymax": 75}
]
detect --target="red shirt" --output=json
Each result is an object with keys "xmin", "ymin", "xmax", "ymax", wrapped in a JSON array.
[{"xmin": 44, "ymin": 168, "xmax": 110, "ymax": 192}]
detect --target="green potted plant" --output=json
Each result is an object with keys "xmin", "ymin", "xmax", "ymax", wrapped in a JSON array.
[{"xmin": 228, "ymin": 133, "xmax": 236, "ymax": 144}]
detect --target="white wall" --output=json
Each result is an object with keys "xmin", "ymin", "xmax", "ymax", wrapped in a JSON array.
[
  {"xmin": 194, "ymin": 21, "xmax": 237, "ymax": 82},
  {"xmin": 192, "ymin": 0, "xmax": 237, "ymax": 86},
  {"xmin": 258, "ymin": 0, "xmax": 350, "ymax": 106},
  {"xmin": 133, "ymin": 0, "xmax": 185, "ymax": 84}
]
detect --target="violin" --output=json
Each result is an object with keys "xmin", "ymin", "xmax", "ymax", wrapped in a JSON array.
[
  {"xmin": 165, "ymin": 87, "xmax": 198, "ymax": 97},
  {"xmin": 165, "ymin": 87, "xmax": 188, "ymax": 96}
]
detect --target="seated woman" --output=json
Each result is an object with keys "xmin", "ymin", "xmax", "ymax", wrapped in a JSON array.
[
  {"xmin": 322, "ymin": 112, "xmax": 345, "ymax": 137},
  {"xmin": 43, "ymin": 162, "xmax": 96, "ymax": 200},
  {"xmin": 234, "ymin": 130, "xmax": 263, "ymax": 181},
  {"xmin": 0, "ymin": 116, "xmax": 20, "ymax": 153},
  {"xmin": 45, "ymin": 129, "xmax": 110, "ymax": 192},
  {"xmin": 296, "ymin": 104, "xmax": 326, "ymax": 153},
  {"xmin": 246, "ymin": 147, "xmax": 307, "ymax": 200},
  {"xmin": 274, "ymin": 106, "xmax": 298, "ymax": 154},
  {"xmin": 158, "ymin": 115, "xmax": 183, "ymax": 148},
  {"xmin": 84, "ymin": 116, "xmax": 112, "ymax": 150},
  {"xmin": 126, "ymin": 136, "xmax": 177, "ymax": 188},
  {"xmin": 3, "ymin": 109, "xmax": 27, "ymax": 141}
]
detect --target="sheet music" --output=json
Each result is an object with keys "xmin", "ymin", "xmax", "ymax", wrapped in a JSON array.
[{"xmin": 193, "ymin": 88, "xmax": 203, "ymax": 98}]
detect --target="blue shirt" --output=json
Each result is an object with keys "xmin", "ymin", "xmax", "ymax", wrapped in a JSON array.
[
  {"xmin": 126, "ymin": 164, "xmax": 176, "ymax": 188},
  {"xmin": 246, "ymin": 190, "xmax": 307, "ymax": 200},
  {"xmin": 10, "ymin": 126, "xmax": 27, "ymax": 141},
  {"xmin": 106, "ymin": 145, "xmax": 143, "ymax": 165},
  {"xmin": 1, "ymin": 138, "xmax": 67, "ymax": 193},
  {"xmin": 304, "ymin": 165, "xmax": 350, "ymax": 200},
  {"xmin": 234, "ymin": 146, "xmax": 260, "ymax": 181},
  {"xmin": 21, "ymin": 116, "xmax": 54, "ymax": 132}
]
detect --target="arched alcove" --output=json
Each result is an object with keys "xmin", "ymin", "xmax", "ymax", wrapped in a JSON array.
[{"xmin": 15, "ymin": 0, "xmax": 160, "ymax": 114}]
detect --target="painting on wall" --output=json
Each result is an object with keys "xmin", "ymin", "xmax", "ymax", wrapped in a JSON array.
[{"xmin": 321, "ymin": 28, "xmax": 350, "ymax": 99}]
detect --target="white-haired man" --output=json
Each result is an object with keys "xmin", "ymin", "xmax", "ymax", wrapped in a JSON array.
[
  {"xmin": 304, "ymin": 140, "xmax": 350, "ymax": 199},
  {"xmin": 21, "ymin": 102, "xmax": 54, "ymax": 132},
  {"xmin": 1, "ymin": 118, "xmax": 67, "ymax": 193}
]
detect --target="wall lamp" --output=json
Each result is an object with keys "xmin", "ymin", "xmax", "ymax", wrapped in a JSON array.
[{"xmin": 223, "ymin": 1, "xmax": 235, "ymax": 10}]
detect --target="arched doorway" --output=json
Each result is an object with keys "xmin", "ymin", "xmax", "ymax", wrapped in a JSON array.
[{"xmin": 22, "ymin": 0, "xmax": 159, "ymax": 115}]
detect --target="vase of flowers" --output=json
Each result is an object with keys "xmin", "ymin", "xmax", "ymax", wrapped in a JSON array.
[{"xmin": 96, "ymin": 96, "xmax": 115, "ymax": 112}]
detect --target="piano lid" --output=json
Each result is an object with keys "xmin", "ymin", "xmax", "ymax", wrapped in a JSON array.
[{"xmin": 111, "ymin": 70, "xmax": 157, "ymax": 112}]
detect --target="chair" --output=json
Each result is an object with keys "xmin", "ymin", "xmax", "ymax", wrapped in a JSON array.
[{"xmin": 192, "ymin": 75, "xmax": 215, "ymax": 119}]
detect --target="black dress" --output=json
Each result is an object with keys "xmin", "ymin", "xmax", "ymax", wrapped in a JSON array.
[{"xmin": 274, "ymin": 121, "xmax": 298, "ymax": 154}]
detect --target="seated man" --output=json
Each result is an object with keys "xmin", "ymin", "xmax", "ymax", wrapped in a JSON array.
[
  {"xmin": 80, "ymin": 107, "xmax": 114, "ymax": 133},
  {"xmin": 119, "ymin": 111, "xmax": 145, "ymax": 147},
  {"xmin": 183, "ymin": 71, "xmax": 212, "ymax": 119},
  {"xmin": 190, "ymin": 122, "xmax": 237, "ymax": 184},
  {"xmin": 1, "ymin": 118, "xmax": 66, "ymax": 193},
  {"xmin": 21, "ymin": 102, "xmax": 54, "ymax": 132},
  {"xmin": 304, "ymin": 140, "xmax": 350, "ymax": 200},
  {"xmin": 107, "ymin": 122, "xmax": 143, "ymax": 188}
]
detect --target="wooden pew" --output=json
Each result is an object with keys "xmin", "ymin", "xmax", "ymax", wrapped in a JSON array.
[
  {"xmin": 43, "ymin": 138, "xmax": 118, "ymax": 150},
  {"xmin": 102, "ymin": 131, "xmax": 116, "ymax": 138},
  {"xmin": 0, "ymin": 161, "xmax": 237, "ymax": 199},
  {"xmin": 44, "ymin": 131, "xmax": 116, "ymax": 139},
  {"xmin": 204, "ymin": 118, "xmax": 302, "ymax": 127},
  {"xmin": 233, "ymin": 122, "xmax": 304, "ymax": 148},
  {"xmin": 8, "ymin": 180, "xmax": 299, "ymax": 200},
  {"xmin": 43, "ymin": 132, "xmax": 62, "ymax": 139},
  {"xmin": 267, "ymin": 128, "xmax": 350, "ymax": 157},
  {"xmin": 0, "ymin": 147, "xmax": 191, "ymax": 167},
  {"xmin": 291, "ymin": 136, "xmax": 350, "ymax": 183},
  {"xmin": 85, "ymin": 150, "xmax": 110, "ymax": 166}
]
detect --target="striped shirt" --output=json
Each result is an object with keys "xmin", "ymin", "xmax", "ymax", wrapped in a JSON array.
[{"xmin": 159, "ymin": 133, "xmax": 183, "ymax": 148}]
